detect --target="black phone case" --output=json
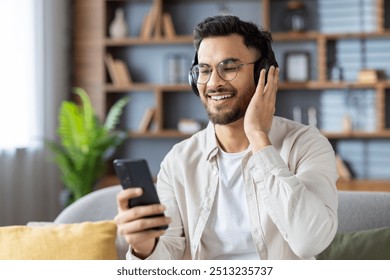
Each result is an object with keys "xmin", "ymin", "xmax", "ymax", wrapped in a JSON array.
[{"xmin": 113, "ymin": 159, "xmax": 168, "ymax": 230}]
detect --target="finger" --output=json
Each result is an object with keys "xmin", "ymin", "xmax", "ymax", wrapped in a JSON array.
[
  {"xmin": 117, "ymin": 215, "xmax": 171, "ymax": 234},
  {"xmin": 115, "ymin": 203, "xmax": 166, "ymax": 224},
  {"xmin": 267, "ymin": 65, "xmax": 276, "ymax": 80},
  {"xmin": 256, "ymin": 68, "xmax": 266, "ymax": 94},
  {"xmin": 272, "ymin": 67, "xmax": 280, "ymax": 88},
  {"xmin": 132, "ymin": 215, "xmax": 171, "ymax": 232},
  {"xmin": 270, "ymin": 67, "xmax": 280, "ymax": 101},
  {"xmin": 264, "ymin": 66, "xmax": 279, "ymax": 99},
  {"xmin": 116, "ymin": 188, "xmax": 143, "ymax": 211},
  {"xmin": 263, "ymin": 65, "xmax": 276, "ymax": 90},
  {"xmin": 125, "ymin": 229, "xmax": 166, "ymax": 245},
  {"xmin": 130, "ymin": 204, "xmax": 167, "ymax": 221}
]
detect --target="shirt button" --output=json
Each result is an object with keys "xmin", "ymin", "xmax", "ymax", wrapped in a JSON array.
[{"xmin": 213, "ymin": 169, "xmax": 218, "ymax": 176}]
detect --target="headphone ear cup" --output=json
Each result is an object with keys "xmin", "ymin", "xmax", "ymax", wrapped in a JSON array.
[
  {"xmin": 189, "ymin": 52, "xmax": 200, "ymax": 97},
  {"xmin": 254, "ymin": 59, "xmax": 265, "ymax": 85},
  {"xmin": 254, "ymin": 58, "xmax": 273, "ymax": 85},
  {"xmin": 188, "ymin": 71, "xmax": 199, "ymax": 96}
]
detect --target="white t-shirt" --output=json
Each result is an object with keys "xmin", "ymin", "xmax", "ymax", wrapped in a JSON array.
[{"xmin": 201, "ymin": 147, "xmax": 259, "ymax": 259}]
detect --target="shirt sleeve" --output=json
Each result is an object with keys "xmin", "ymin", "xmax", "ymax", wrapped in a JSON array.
[{"xmin": 248, "ymin": 128, "xmax": 339, "ymax": 258}]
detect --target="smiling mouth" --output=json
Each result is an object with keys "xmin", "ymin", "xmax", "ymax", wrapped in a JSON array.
[{"xmin": 208, "ymin": 94, "xmax": 234, "ymax": 101}]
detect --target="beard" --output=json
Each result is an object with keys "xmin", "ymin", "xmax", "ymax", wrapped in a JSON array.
[{"xmin": 202, "ymin": 86, "xmax": 254, "ymax": 125}]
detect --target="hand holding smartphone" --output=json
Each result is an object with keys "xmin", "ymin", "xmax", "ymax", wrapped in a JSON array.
[{"xmin": 113, "ymin": 158, "xmax": 168, "ymax": 230}]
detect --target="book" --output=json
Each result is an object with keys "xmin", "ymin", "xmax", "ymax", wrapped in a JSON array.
[
  {"xmin": 153, "ymin": 0, "xmax": 163, "ymax": 38},
  {"xmin": 138, "ymin": 107, "xmax": 156, "ymax": 132},
  {"xmin": 140, "ymin": 0, "xmax": 164, "ymax": 38},
  {"xmin": 114, "ymin": 59, "xmax": 132, "ymax": 85},
  {"xmin": 162, "ymin": 13, "xmax": 176, "ymax": 38},
  {"xmin": 104, "ymin": 54, "xmax": 121, "ymax": 85},
  {"xmin": 140, "ymin": 12, "xmax": 153, "ymax": 38}
]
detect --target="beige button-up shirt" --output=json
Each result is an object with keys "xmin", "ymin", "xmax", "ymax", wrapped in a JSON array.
[{"xmin": 128, "ymin": 116, "xmax": 339, "ymax": 260}]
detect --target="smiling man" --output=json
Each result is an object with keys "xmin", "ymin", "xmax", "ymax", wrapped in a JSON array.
[{"xmin": 115, "ymin": 15, "xmax": 339, "ymax": 260}]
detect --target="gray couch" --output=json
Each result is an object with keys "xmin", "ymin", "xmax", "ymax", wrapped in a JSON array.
[{"xmin": 54, "ymin": 185, "xmax": 390, "ymax": 260}]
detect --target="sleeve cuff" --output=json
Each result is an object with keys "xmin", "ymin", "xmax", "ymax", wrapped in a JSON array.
[{"xmin": 249, "ymin": 145, "xmax": 289, "ymax": 182}]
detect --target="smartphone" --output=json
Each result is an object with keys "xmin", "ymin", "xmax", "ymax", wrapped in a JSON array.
[{"xmin": 113, "ymin": 158, "xmax": 168, "ymax": 230}]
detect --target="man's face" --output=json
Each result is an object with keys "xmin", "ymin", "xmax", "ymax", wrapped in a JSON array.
[{"xmin": 196, "ymin": 34, "xmax": 258, "ymax": 125}]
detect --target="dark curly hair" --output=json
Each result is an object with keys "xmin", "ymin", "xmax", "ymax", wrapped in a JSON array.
[{"xmin": 193, "ymin": 15, "xmax": 277, "ymax": 67}]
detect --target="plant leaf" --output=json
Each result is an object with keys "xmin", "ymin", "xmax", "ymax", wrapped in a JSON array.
[
  {"xmin": 73, "ymin": 87, "xmax": 95, "ymax": 134},
  {"xmin": 104, "ymin": 96, "xmax": 130, "ymax": 131}
]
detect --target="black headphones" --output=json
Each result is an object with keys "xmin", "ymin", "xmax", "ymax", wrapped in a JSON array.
[{"xmin": 188, "ymin": 47, "xmax": 277, "ymax": 97}]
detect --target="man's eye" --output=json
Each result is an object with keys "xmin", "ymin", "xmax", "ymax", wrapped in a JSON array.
[
  {"xmin": 200, "ymin": 68, "xmax": 211, "ymax": 74},
  {"xmin": 222, "ymin": 65, "xmax": 237, "ymax": 72}
]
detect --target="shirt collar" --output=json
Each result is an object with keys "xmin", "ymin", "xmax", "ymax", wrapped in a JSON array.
[
  {"xmin": 204, "ymin": 121, "xmax": 254, "ymax": 161},
  {"xmin": 205, "ymin": 122, "xmax": 219, "ymax": 161}
]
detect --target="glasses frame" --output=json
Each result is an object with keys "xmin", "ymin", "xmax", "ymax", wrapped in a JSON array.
[{"xmin": 190, "ymin": 59, "xmax": 258, "ymax": 85}]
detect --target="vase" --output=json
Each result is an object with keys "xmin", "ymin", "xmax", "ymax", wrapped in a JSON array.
[
  {"xmin": 284, "ymin": 1, "xmax": 308, "ymax": 32},
  {"xmin": 109, "ymin": 8, "xmax": 127, "ymax": 38}
]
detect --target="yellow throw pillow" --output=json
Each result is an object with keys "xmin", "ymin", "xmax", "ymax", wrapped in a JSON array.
[{"xmin": 0, "ymin": 221, "xmax": 118, "ymax": 260}]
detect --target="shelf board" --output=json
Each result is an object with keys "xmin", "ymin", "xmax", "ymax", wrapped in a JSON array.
[
  {"xmin": 105, "ymin": 35, "xmax": 193, "ymax": 46},
  {"xmin": 324, "ymin": 31, "xmax": 390, "ymax": 40},
  {"xmin": 105, "ymin": 31, "xmax": 390, "ymax": 46},
  {"xmin": 322, "ymin": 130, "xmax": 390, "ymax": 139},
  {"xmin": 278, "ymin": 80, "xmax": 390, "ymax": 90},
  {"xmin": 273, "ymin": 31, "xmax": 390, "ymax": 42},
  {"xmin": 129, "ymin": 129, "xmax": 191, "ymax": 139},
  {"xmin": 105, "ymin": 83, "xmax": 191, "ymax": 93},
  {"xmin": 337, "ymin": 179, "xmax": 390, "ymax": 192},
  {"xmin": 273, "ymin": 31, "xmax": 321, "ymax": 41}
]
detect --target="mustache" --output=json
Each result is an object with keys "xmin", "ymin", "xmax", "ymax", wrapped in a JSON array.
[{"xmin": 204, "ymin": 87, "xmax": 236, "ymax": 96}]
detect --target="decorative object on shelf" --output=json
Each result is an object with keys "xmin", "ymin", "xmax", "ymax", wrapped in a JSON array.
[
  {"xmin": 330, "ymin": 62, "xmax": 343, "ymax": 82},
  {"xmin": 47, "ymin": 88, "xmax": 129, "ymax": 205},
  {"xmin": 166, "ymin": 53, "xmax": 188, "ymax": 84},
  {"xmin": 109, "ymin": 8, "xmax": 128, "ymax": 38},
  {"xmin": 335, "ymin": 154, "xmax": 352, "ymax": 182},
  {"xmin": 357, "ymin": 30, "xmax": 383, "ymax": 83},
  {"xmin": 342, "ymin": 114, "xmax": 353, "ymax": 132},
  {"xmin": 178, "ymin": 119, "xmax": 202, "ymax": 134},
  {"xmin": 217, "ymin": 1, "xmax": 231, "ymax": 16},
  {"xmin": 292, "ymin": 106, "xmax": 302, "ymax": 123},
  {"xmin": 357, "ymin": 69, "xmax": 385, "ymax": 83},
  {"xmin": 345, "ymin": 89, "xmax": 377, "ymax": 132},
  {"xmin": 308, "ymin": 107, "xmax": 317, "ymax": 127},
  {"xmin": 283, "ymin": 0, "xmax": 308, "ymax": 32},
  {"xmin": 283, "ymin": 51, "xmax": 310, "ymax": 82}
]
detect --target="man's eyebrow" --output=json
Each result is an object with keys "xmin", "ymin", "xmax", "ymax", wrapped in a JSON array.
[
  {"xmin": 198, "ymin": 57, "xmax": 240, "ymax": 66},
  {"xmin": 219, "ymin": 57, "xmax": 240, "ymax": 64},
  {"xmin": 224, "ymin": 57, "xmax": 240, "ymax": 62}
]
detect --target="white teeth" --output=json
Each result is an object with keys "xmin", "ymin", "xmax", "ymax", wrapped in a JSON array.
[{"xmin": 210, "ymin": 94, "xmax": 232, "ymax": 100}]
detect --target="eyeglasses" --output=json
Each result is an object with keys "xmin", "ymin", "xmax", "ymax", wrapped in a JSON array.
[{"xmin": 190, "ymin": 59, "xmax": 257, "ymax": 85}]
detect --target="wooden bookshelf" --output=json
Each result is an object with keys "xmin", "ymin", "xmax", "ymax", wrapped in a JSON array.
[{"xmin": 73, "ymin": 0, "xmax": 390, "ymax": 188}]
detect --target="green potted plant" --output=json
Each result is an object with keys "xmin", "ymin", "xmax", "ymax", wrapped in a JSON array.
[{"xmin": 48, "ymin": 87, "xmax": 129, "ymax": 205}]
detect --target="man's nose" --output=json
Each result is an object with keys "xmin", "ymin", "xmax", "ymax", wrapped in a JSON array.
[{"xmin": 207, "ymin": 69, "xmax": 224, "ymax": 87}]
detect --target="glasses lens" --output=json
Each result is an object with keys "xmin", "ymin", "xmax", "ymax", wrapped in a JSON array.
[
  {"xmin": 217, "ymin": 60, "xmax": 239, "ymax": 81},
  {"xmin": 192, "ymin": 65, "xmax": 211, "ymax": 84}
]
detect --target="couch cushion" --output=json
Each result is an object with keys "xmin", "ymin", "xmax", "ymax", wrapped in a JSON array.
[
  {"xmin": 0, "ymin": 221, "xmax": 118, "ymax": 260},
  {"xmin": 338, "ymin": 191, "xmax": 390, "ymax": 232},
  {"xmin": 316, "ymin": 226, "xmax": 390, "ymax": 260}
]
